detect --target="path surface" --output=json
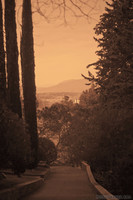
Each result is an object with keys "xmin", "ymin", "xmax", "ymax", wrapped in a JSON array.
[{"xmin": 23, "ymin": 166, "xmax": 99, "ymax": 200}]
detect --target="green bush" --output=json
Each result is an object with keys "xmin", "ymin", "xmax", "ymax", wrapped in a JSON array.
[{"xmin": 38, "ymin": 137, "xmax": 57, "ymax": 165}]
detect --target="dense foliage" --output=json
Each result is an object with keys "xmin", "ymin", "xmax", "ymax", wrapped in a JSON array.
[
  {"xmin": 38, "ymin": 137, "xmax": 57, "ymax": 165},
  {"xmin": 60, "ymin": 87, "xmax": 100, "ymax": 165},
  {"xmin": 0, "ymin": 0, "xmax": 39, "ymax": 173},
  {"xmin": 83, "ymin": 0, "xmax": 133, "ymax": 196},
  {"xmin": 87, "ymin": 0, "xmax": 133, "ymax": 107},
  {"xmin": 0, "ymin": 103, "xmax": 32, "ymax": 175},
  {"xmin": 38, "ymin": 97, "xmax": 72, "ymax": 148}
]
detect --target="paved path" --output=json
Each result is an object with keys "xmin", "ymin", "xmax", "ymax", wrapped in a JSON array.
[{"xmin": 23, "ymin": 166, "xmax": 99, "ymax": 200}]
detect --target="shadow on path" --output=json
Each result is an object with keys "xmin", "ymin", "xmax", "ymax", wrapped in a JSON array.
[{"xmin": 23, "ymin": 166, "xmax": 99, "ymax": 200}]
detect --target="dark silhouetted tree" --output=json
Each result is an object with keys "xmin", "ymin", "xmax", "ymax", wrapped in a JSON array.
[
  {"xmin": 0, "ymin": 0, "xmax": 6, "ymax": 101},
  {"xmin": 21, "ymin": 0, "xmax": 38, "ymax": 167},
  {"xmin": 5, "ymin": 0, "xmax": 22, "ymax": 117},
  {"xmin": 79, "ymin": 85, "xmax": 98, "ymax": 108},
  {"xmin": 84, "ymin": 0, "xmax": 133, "ymax": 195},
  {"xmin": 38, "ymin": 102, "xmax": 72, "ymax": 148},
  {"xmin": 0, "ymin": 103, "xmax": 32, "ymax": 175},
  {"xmin": 87, "ymin": 0, "xmax": 133, "ymax": 108}
]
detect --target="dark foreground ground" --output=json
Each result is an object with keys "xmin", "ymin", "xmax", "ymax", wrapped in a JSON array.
[
  {"xmin": 0, "ymin": 167, "xmax": 48, "ymax": 191},
  {"xmin": 23, "ymin": 166, "xmax": 100, "ymax": 200}
]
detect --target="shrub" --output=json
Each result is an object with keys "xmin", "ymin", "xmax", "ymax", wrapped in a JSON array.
[
  {"xmin": 38, "ymin": 137, "xmax": 57, "ymax": 165},
  {"xmin": 0, "ymin": 103, "xmax": 31, "ymax": 175}
]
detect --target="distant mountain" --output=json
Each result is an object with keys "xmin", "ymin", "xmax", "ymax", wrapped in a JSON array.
[{"xmin": 37, "ymin": 79, "xmax": 90, "ymax": 93}]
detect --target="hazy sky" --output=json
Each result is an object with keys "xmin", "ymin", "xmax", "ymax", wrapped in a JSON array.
[{"xmin": 16, "ymin": 0, "xmax": 106, "ymax": 87}]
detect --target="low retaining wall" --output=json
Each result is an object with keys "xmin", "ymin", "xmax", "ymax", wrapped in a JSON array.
[
  {"xmin": 81, "ymin": 161, "xmax": 119, "ymax": 200},
  {"xmin": 0, "ymin": 170, "xmax": 50, "ymax": 200}
]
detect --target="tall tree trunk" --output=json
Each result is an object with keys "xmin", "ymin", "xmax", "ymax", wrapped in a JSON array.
[
  {"xmin": 0, "ymin": 0, "xmax": 6, "ymax": 101},
  {"xmin": 21, "ymin": 0, "xmax": 38, "ymax": 167},
  {"xmin": 4, "ymin": 0, "xmax": 22, "ymax": 117}
]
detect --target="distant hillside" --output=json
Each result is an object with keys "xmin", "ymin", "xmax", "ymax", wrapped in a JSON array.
[{"xmin": 37, "ymin": 79, "xmax": 90, "ymax": 93}]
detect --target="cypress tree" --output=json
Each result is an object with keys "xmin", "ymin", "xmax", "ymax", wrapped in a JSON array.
[
  {"xmin": 88, "ymin": 0, "xmax": 133, "ymax": 107},
  {"xmin": 5, "ymin": 0, "xmax": 22, "ymax": 117},
  {"xmin": 0, "ymin": 0, "xmax": 6, "ymax": 100},
  {"xmin": 21, "ymin": 0, "xmax": 38, "ymax": 167}
]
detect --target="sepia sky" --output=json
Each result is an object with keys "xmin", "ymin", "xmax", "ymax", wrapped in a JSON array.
[{"xmin": 16, "ymin": 0, "xmax": 107, "ymax": 87}]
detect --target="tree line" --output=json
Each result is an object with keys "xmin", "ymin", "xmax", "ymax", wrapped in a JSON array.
[{"xmin": 0, "ymin": 0, "xmax": 38, "ymax": 173}]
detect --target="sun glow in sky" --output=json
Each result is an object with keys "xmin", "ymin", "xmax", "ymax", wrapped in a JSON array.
[{"xmin": 16, "ymin": 0, "xmax": 106, "ymax": 87}]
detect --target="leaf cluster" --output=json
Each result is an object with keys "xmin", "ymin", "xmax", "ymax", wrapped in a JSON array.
[
  {"xmin": 38, "ymin": 137, "xmax": 57, "ymax": 165},
  {"xmin": 0, "ymin": 103, "xmax": 32, "ymax": 175},
  {"xmin": 86, "ymin": 0, "xmax": 133, "ymax": 107}
]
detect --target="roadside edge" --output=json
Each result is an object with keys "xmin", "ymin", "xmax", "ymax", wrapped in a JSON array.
[
  {"xmin": 81, "ymin": 161, "xmax": 119, "ymax": 200},
  {"xmin": 0, "ymin": 169, "xmax": 50, "ymax": 200}
]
